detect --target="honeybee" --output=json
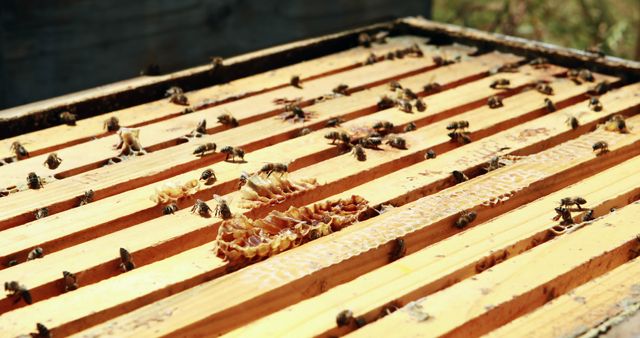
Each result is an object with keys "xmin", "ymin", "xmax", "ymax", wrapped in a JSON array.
[
  {"xmin": 213, "ymin": 194, "xmax": 232, "ymax": 220},
  {"xmin": 352, "ymin": 144, "xmax": 366, "ymax": 161},
  {"xmin": 592, "ymin": 141, "xmax": 609, "ymax": 155},
  {"xmin": 238, "ymin": 171, "xmax": 250, "ymax": 189},
  {"xmin": 388, "ymin": 81, "xmax": 403, "ymax": 91},
  {"xmin": 377, "ymin": 95, "xmax": 396, "ymax": 110},
  {"xmin": 220, "ymin": 146, "xmax": 245, "ymax": 162},
  {"xmin": 489, "ymin": 78, "xmax": 510, "ymax": 89},
  {"xmin": 394, "ymin": 49, "xmax": 405, "ymax": 59},
  {"xmin": 336, "ymin": 309, "xmax": 354, "ymax": 327},
  {"xmin": 324, "ymin": 131, "xmax": 350, "ymax": 144},
  {"xmin": 535, "ymin": 82, "xmax": 554, "ymax": 95},
  {"xmin": 360, "ymin": 137, "xmax": 383, "ymax": 149},
  {"xmin": 402, "ymin": 88, "xmax": 418, "ymax": 100},
  {"xmin": 447, "ymin": 121, "xmax": 469, "ymax": 131},
  {"xmin": 190, "ymin": 199, "xmax": 212, "ymax": 217},
  {"xmin": 79, "ymin": 190, "xmax": 94, "ymax": 206},
  {"xmin": 423, "ymin": 82, "xmax": 442, "ymax": 93},
  {"xmin": 258, "ymin": 163, "xmax": 289, "ymax": 177},
  {"xmin": 192, "ymin": 119, "xmax": 206, "ymax": 136},
  {"xmin": 566, "ymin": 116, "xmax": 579, "ymax": 130},
  {"xmin": 455, "ymin": 210, "xmax": 477, "ymax": 229},
  {"xmin": 588, "ymin": 97, "xmax": 603, "ymax": 112},
  {"xmin": 358, "ymin": 32, "xmax": 372, "ymax": 47},
  {"xmin": 27, "ymin": 172, "xmax": 44, "ymax": 189},
  {"xmin": 34, "ymin": 323, "xmax": 51, "ymax": 338},
  {"xmin": 103, "ymin": 116, "xmax": 120, "ymax": 132},
  {"xmin": 425, "ymin": 149, "xmax": 436, "ymax": 159},
  {"xmin": 483, "ymin": 156, "xmax": 505, "ymax": 172},
  {"xmin": 163, "ymin": 203, "xmax": 178, "ymax": 215},
  {"xmin": 281, "ymin": 105, "xmax": 308, "ymax": 122},
  {"xmin": 200, "ymin": 168, "xmax": 216, "ymax": 184},
  {"xmin": 193, "ymin": 143, "xmax": 217, "ymax": 156},
  {"xmin": 488, "ymin": 95, "xmax": 503, "ymax": 109},
  {"xmin": 397, "ymin": 99, "xmax": 413, "ymax": 113},
  {"xmin": 119, "ymin": 248, "xmax": 135, "ymax": 272},
  {"xmin": 43, "ymin": 153, "xmax": 63, "ymax": 170},
  {"xmin": 332, "ymin": 84, "xmax": 349, "ymax": 96},
  {"xmin": 364, "ymin": 53, "xmax": 377, "ymax": 65},
  {"xmin": 389, "ymin": 238, "xmax": 406, "ymax": 262},
  {"xmin": 183, "ymin": 107, "xmax": 194, "ymax": 115},
  {"xmin": 544, "ymin": 98, "xmax": 556, "ymax": 113},
  {"xmin": 589, "ymin": 81, "xmax": 610, "ymax": 95},
  {"xmin": 433, "ymin": 55, "xmax": 455, "ymax": 66},
  {"xmin": 452, "ymin": 170, "xmax": 469, "ymax": 183},
  {"xmin": 579, "ymin": 69, "xmax": 595, "ymax": 82},
  {"xmin": 4, "ymin": 281, "xmax": 32, "ymax": 304},
  {"xmin": 496, "ymin": 62, "xmax": 520, "ymax": 73},
  {"xmin": 10, "ymin": 141, "xmax": 29, "ymax": 159},
  {"xmin": 166, "ymin": 86, "xmax": 189, "ymax": 106},
  {"xmin": 403, "ymin": 122, "xmax": 417, "ymax": 132},
  {"xmin": 326, "ymin": 117, "xmax": 344, "ymax": 128},
  {"xmin": 210, "ymin": 56, "xmax": 224, "ymax": 68},
  {"xmin": 298, "ymin": 127, "xmax": 312, "ymax": 137},
  {"xmin": 553, "ymin": 207, "xmax": 574, "ymax": 225},
  {"xmin": 217, "ymin": 113, "xmax": 239, "ymax": 127},
  {"xmin": 604, "ymin": 114, "xmax": 629, "ymax": 133},
  {"xmin": 529, "ymin": 57, "xmax": 548, "ymax": 68},
  {"xmin": 448, "ymin": 131, "xmax": 472, "ymax": 145},
  {"xmin": 385, "ymin": 51, "xmax": 396, "ymax": 60},
  {"xmin": 59, "ymin": 111, "xmax": 77, "ymax": 126},
  {"xmin": 415, "ymin": 98, "xmax": 427, "ymax": 112},
  {"xmin": 582, "ymin": 209, "xmax": 595, "ymax": 222},
  {"xmin": 290, "ymin": 75, "xmax": 302, "ymax": 89},
  {"xmin": 385, "ymin": 135, "xmax": 407, "ymax": 149},
  {"xmin": 373, "ymin": 121, "xmax": 394, "ymax": 133},
  {"xmin": 560, "ymin": 197, "xmax": 587, "ymax": 210},
  {"xmin": 34, "ymin": 207, "xmax": 49, "ymax": 220},
  {"xmin": 63, "ymin": 271, "xmax": 78, "ymax": 292},
  {"xmin": 27, "ymin": 247, "xmax": 44, "ymax": 261}
]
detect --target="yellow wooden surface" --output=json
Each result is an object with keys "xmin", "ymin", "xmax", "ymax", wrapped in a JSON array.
[
  {"xmin": 65, "ymin": 113, "xmax": 640, "ymax": 337},
  {"xmin": 484, "ymin": 259, "xmax": 640, "ymax": 338}
]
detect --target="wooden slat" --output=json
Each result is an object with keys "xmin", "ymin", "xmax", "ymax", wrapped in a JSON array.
[
  {"xmin": 225, "ymin": 154, "xmax": 640, "ymax": 338},
  {"xmin": 61, "ymin": 113, "xmax": 640, "ymax": 337},
  {"xmin": 0, "ymin": 68, "xmax": 574, "ymax": 310},
  {"xmin": 484, "ymin": 258, "xmax": 640, "ymax": 338},
  {"xmin": 0, "ymin": 36, "xmax": 437, "ymax": 158},
  {"xmin": 0, "ymin": 39, "xmax": 456, "ymax": 186},
  {"xmin": 0, "ymin": 51, "xmax": 525, "ymax": 230},
  {"xmin": 349, "ymin": 202, "xmax": 640, "ymax": 338}
]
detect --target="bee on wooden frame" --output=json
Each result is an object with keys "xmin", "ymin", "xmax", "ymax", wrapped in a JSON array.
[
  {"xmin": 119, "ymin": 248, "xmax": 135, "ymax": 272},
  {"xmin": 592, "ymin": 141, "xmax": 609, "ymax": 155},
  {"xmin": 489, "ymin": 78, "xmax": 510, "ymax": 89},
  {"xmin": 166, "ymin": 86, "xmax": 189, "ymax": 106},
  {"xmin": 59, "ymin": 111, "xmax": 77, "ymax": 126},
  {"xmin": 213, "ymin": 194, "xmax": 232, "ymax": 220},
  {"xmin": 193, "ymin": 143, "xmax": 217, "ymax": 156},
  {"xmin": 63, "ymin": 271, "xmax": 78, "ymax": 292},
  {"xmin": 34, "ymin": 207, "xmax": 49, "ymax": 220},
  {"xmin": 200, "ymin": 168, "xmax": 217, "ymax": 185},
  {"xmin": 4, "ymin": 281, "xmax": 32, "ymax": 304},
  {"xmin": 220, "ymin": 146, "xmax": 245, "ymax": 162},
  {"xmin": 290, "ymin": 75, "xmax": 302, "ymax": 89},
  {"xmin": 455, "ymin": 210, "xmax": 477, "ymax": 229},
  {"xmin": 27, "ymin": 247, "xmax": 44, "ymax": 261},
  {"xmin": 487, "ymin": 95, "xmax": 503, "ymax": 109},
  {"xmin": 560, "ymin": 197, "xmax": 587, "ymax": 210},
  {"xmin": 43, "ymin": 153, "xmax": 63, "ymax": 170},
  {"xmin": 336, "ymin": 309, "xmax": 354, "ymax": 327},
  {"xmin": 217, "ymin": 113, "xmax": 239, "ymax": 128},
  {"xmin": 544, "ymin": 98, "xmax": 556, "ymax": 113},
  {"xmin": 10, "ymin": 141, "xmax": 29, "ymax": 159},
  {"xmin": 352, "ymin": 144, "xmax": 367, "ymax": 161},
  {"xmin": 27, "ymin": 172, "xmax": 44, "ymax": 189},
  {"xmin": 588, "ymin": 97, "xmax": 603, "ymax": 112},
  {"xmin": 258, "ymin": 163, "xmax": 289, "ymax": 177},
  {"xmin": 191, "ymin": 199, "xmax": 212, "ymax": 217},
  {"xmin": 163, "ymin": 203, "xmax": 178, "ymax": 215}
]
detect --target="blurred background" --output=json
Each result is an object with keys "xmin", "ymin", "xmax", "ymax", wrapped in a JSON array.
[{"xmin": 0, "ymin": 0, "xmax": 638, "ymax": 110}]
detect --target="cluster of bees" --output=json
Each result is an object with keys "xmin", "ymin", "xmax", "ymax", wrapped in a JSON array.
[
  {"xmin": 324, "ymin": 119, "xmax": 410, "ymax": 162},
  {"xmin": 550, "ymin": 197, "xmax": 596, "ymax": 235},
  {"xmin": 363, "ymin": 43, "xmax": 424, "ymax": 66},
  {"xmin": 378, "ymin": 80, "xmax": 426, "ymax": 113}
]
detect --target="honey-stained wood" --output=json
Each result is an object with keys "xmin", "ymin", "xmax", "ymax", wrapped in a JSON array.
[{"xmin": 1, "ymin": 16, "xmax": 640, "ymax": 338}]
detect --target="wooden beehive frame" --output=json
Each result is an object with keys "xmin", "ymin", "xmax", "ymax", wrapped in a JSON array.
[{"xmin": 0, "ymin": 17, "xmax": 639, "ymax": 337}]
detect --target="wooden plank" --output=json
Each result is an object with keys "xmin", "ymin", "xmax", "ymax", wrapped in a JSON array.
[
  {"xmin": 0, "ymin": 51, "xmax": 524, "ymax": 229},
  {"xmin": 0, "ymin": 69, "xmax": 573, "ymax": 308},
  {"xmin": 59, "ymin": 113, "xmax": 640, "ymax": 337},
  {"xmin": 349, "ymin": 203, "xmax": 640, "ymax": 338},
  {"xmin": 0, "ymin": 38, "xmax": 454, "ymax": 185},
  {"xmin": 225, "ymin": 154, "xmax": 640, "ymax": 338},
  {"xmin": 1, "ymin": 68, "xmax": 596, "ymax": 266},
  {"xmin": 0, "ymin": 77, "xmax": 624, "ymax": 334},
  {"xmin": 484, "ymin": 259, "xmax": 640, "ymax": 338},
  {"xmin": 0, "ymin": 36, "xmax": 436, "ymax": 158}
]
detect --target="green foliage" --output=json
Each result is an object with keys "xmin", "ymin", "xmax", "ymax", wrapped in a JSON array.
[{"xmin": 433, "ymin": 0, "xmax": 640, "ymax": 60}]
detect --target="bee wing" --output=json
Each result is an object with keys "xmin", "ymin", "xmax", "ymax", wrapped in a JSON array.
[
  {"xmin": 119, "ymin": 248, "xmax": 131, "ymax": 262},
  {"xmin": 213, "ymin": 194, "xmax": 233, "ymax": 205}
]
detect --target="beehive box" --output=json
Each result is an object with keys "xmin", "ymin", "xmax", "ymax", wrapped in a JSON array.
[{"xmin": 1, "ymin": 16, "xmax": 640, "ymax": 337}]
